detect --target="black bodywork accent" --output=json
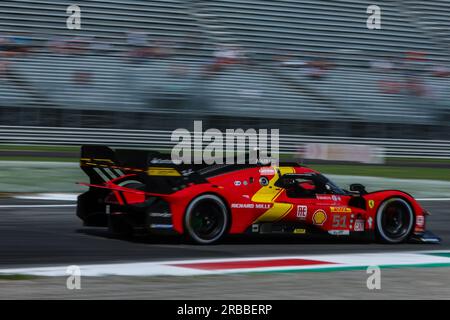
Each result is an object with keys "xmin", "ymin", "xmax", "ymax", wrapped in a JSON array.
[
  {"xmin": 78, "ymin": 188, "xmax": 177, "ymax": 235},
  {"xmin": 78, "ymin": 145, "xmax": 207, "ymax": 225},
  {"xmin": 81, "ymin": 145, "xmax": 208, "ymax": 194},
  {"xmin": 108, "ymin": 197, "xmax": 176, "ymax": 236},
  {"xmin": 409, "ymin": 231, "xmax": 441, "ymax": 244},
  {"xmin": 244, "ymin": 222, "xmax": 374, "ymax": 242},
  {"xmin": 348, "ymin": 196, "xmax": 366, "ymax": 210},
  {"xmin": 77, "ymin": 188, "xmax": 109, "ymax": 226},
  {"xmin": 80, "ymin": 145, "xmax": 302, "ymax": 196},
  {"xmin": 349, "ymin": 183, "xmax": 368, "ymax": 195}
]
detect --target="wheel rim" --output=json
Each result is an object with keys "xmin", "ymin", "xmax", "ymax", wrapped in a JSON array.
[
  {"xmin": 378, "ymin": 198, "xmax": 413, "ymax": 242},
  {"xmin": 187, "ymin": 197, "xmax": 227, "ymax": 243}
]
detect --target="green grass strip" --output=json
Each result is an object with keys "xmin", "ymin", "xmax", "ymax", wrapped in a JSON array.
[
  {"xmin": 251, "ymin": 262, "xmax": 450, "ymax": 274},
  {"xmin": 0, "ymin": 156, "xmax": 78, "ymax": 162},
  {"xmin": 0, "ymin": 274, "xmax": 40, "ymax": 280},
  {"xmin": 309, "ymin": 164, "xmax": 450, "ymax": 181},
  {"xmin": 423, "ymin": 252, "xmax": 450, "ymax": 258}
]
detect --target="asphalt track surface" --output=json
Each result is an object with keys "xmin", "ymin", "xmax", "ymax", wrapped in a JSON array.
[{"xmin": 0, "ymin": 198, "xmax": 448, "ymax": 268}]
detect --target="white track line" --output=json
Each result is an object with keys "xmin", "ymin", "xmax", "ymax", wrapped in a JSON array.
[
  {"xmin": 0, "ymin": 205, "xmax": 76, "ymax": 208},
  {"xmin": 14, "ymin": 193, "xmax": 78, "ymax": 201},
  {"xmin": 0, "ymin": 251, "xmax": 449, "ymax": 277},
  {"xmin": 417, "ymin": 198, "xmax": 450, "ymax": 201}
]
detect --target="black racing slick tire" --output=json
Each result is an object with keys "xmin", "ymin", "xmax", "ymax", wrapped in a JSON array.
[
  {"xmin": 184, "ymin": 194, "xmax": 229, "ymax": 245},
  {"xmin": 376, "ymin": 197, "xmax": 414, "ymax": 244}
]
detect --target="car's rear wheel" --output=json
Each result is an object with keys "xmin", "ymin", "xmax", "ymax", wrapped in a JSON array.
[
  {"xmin": 376, "ymin": 198, "xmax": 414, "ymax": 243},
  {"xmin": 184, "ymin": 194, "xmax": 229, "ymax": 244}
]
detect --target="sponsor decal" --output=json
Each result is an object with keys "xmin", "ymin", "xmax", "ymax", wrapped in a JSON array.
[
  {"xmin": 231, "ymin": 203, "xmax": 271, "ymax": 209},
  {"xmin": 149, "ymin": 212, "xmax": 172, "ymax": 218},
  {"xmin": 256, "ymin": 203, "xmax": 271, "ymax": 209},
  {"xmin": 231, "ymin": 203, "xmax": 254, "ymax": 209},
  {"xmin": 150, "ymin": 224, "xmax": 173, "ymax": 229},
  {"xmin": 243, "ymin": 180, "xmax": 248, "ymax": 186},
  {"xmin": 147, "ymin": 167, "xmax": 181, "ymax": 176},
  {"xmin": 259, "ymin": 176, "xmax": 269, "ymax": 186},
  {"xmin": 416, "ymin": 216, "xmax": 425, "ymax": 227},
  {"xmin": 368, "ymin": 200, "xmax": 375, "ymax": 209},
  {"xmin": 293, "ymin": 228, "xmax": 306, "ymax": 234},
  {"xmin": 234, "ymin": 180, "xmax": 242, "ymax": 186},
  {"xmin": 330, "ymin": 206, "xmax": 352, "ymax": 213},
  {"xmin": 312, "ymin": 209, "xmax": 327, "ymax": 225},
  {"xmin": 150, "ymin": 158, "xmax": 175, "ymax": 164},
  {"xmin": 316, "ymin": 194, "xmax": 341, "ymax": 201},
  {"xmin": 332, "ymin": 214, "xmax": 348, "ymax": 228},
  {"xmin": 354, "ymin": 219, "xmax": 365, "ymax": 232},
  {"xmin": 296, "ymin": 205, "xmax": 308, "ymax": 220},
  {"xmin": 328, "ymin": 230, "xmax": 350, "ymax": 236},
  {"xmin": 259, "ymin": 167, "xmax": 276, "ymax": 175}
]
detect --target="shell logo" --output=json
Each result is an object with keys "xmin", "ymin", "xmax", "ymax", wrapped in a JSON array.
[{"xmin": 312, "ymin": 209, "xmax": 327, "ymax": 225}]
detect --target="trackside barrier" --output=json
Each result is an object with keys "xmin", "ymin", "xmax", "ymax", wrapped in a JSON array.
[{"xmin": 0, "ymin": 126, "xmax": 450, "ymax": 159}]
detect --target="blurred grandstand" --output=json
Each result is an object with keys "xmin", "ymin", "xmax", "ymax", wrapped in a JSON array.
[{"xmin": 0, "ymin": 0, "xmax": 449, "ymax": 139}]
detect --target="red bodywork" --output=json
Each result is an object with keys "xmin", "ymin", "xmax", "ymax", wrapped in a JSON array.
[{"xmin": 80, "ymin": 164, "xmax": 427, "ymax": 239}]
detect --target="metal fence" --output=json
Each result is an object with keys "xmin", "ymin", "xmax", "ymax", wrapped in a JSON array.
[{"xmin": 1, "ymin": 126, "xmax": 450, "ymax": 159}]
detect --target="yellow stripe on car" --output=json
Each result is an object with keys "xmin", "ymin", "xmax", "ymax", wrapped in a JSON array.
[
  {"xmin": 252, "ymin": 167, "xmax": 295, "ymax": 223},
  {"xmin": 147, "ymin": 167, "xmax": 181, "ymax": 176},
  {"xmin": 254, "ymin": 203, "xmax": 293, "ymax": 223}
]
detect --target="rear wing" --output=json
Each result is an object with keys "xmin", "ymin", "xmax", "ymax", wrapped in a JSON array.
[{"xmin": 80, "ymin": 145, "xmax": 207, "ymax": 194}]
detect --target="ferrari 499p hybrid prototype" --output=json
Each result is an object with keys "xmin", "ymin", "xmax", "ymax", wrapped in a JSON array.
[{"xmin": 77, "ymin": 146, "xmax": 440, "ymax": 244}]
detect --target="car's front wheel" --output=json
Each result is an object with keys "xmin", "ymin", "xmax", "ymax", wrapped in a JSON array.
[
  {"xmin": 184, "ymin": 194, "xmax": 229, "ymax": 244},
  {"xmin": 376, "ymin": 198, "xmax": 414, "ymax": 243}
]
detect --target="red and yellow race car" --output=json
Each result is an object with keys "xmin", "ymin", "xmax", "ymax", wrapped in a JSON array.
[{"xmin": 77, "ymin": 146, "xmax": 440, "ymax": 244}]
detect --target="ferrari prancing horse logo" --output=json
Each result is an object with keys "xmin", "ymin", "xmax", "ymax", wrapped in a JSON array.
[{"xmin": 368, "ymin": 200, "xmax": 375, "ymax": 209}]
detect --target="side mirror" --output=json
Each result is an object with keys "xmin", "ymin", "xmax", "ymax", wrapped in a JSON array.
[{"xmin": 349, "ymin": 183, "xmax": 367, "ymax": 195}]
